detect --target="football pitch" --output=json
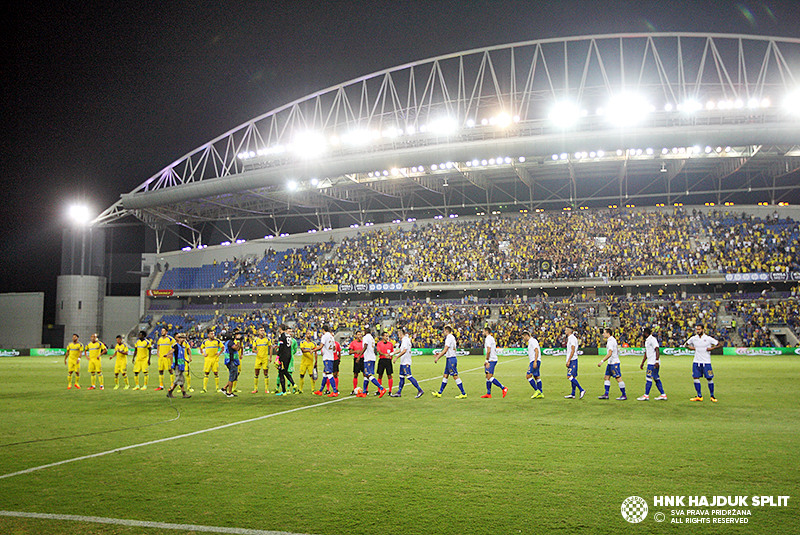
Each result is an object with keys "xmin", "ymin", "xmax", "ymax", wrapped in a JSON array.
[{"xmin": 0, "ymin": 354, "xmax": 797, "ymax": 534}]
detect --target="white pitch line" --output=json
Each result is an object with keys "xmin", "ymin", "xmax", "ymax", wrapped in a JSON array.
[
  {"xmin": 0, "ymin": 395, "xmax": 351, "ymax": 480},
  {"xmin": 0, "ymin": 510, "xmax": 315, "ymax": 535},
  {"xmin": 0, "ymin": 356, "xmax": 528, "ymax": 481}
]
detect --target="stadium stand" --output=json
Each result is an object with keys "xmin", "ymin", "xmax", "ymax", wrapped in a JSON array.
[{"xmin": 154, "ymin": 209, "xmax": 800, "ymax": 291}]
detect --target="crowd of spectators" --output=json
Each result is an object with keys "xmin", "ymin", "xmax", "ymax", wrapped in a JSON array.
[{"xmin": 198, "ymin": 209, "xmax": 800, "ymax": 290}]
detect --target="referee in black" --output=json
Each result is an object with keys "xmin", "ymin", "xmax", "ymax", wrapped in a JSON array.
[{"xmin": 275, "ymin": 324, "xmax": 296, "ymax": 395}]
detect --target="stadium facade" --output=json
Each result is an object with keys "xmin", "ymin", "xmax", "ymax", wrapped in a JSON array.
[{"xmin": 56, "ymin": 33, "xmax": 800, "ymax": 345}]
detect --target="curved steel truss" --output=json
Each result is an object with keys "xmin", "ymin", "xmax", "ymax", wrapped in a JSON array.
[{"xmin": 95, "ymin": 33, "xmax": 800, "ymax": 236}]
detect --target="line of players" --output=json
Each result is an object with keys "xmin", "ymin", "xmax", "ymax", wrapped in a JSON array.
[{"xmin": 64, "ymin": 321, "xmax": 722, "ymax": 402}]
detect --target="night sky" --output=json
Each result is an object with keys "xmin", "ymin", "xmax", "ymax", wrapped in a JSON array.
[{"xmin": 3, "ymin": 1, "xmax": 800, "ymax": 322}]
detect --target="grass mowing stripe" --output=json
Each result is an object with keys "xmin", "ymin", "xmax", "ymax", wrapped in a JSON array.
[{"xmin": 0, "ymin": 510, "xmax": 314, "ymax": 535}]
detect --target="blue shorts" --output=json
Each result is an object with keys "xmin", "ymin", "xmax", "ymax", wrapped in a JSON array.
[
  {"xmin": 604, "ymin": 363, "xmax": 622, "ymax": 378},
  {"xmin": 527, "ymin": 361, "xmax": 541, "ymax": 376},
  {"xmin": 444, "ymin": 357, "xmax": 459, "ymax": 376},
  {"xmin": 646, "ymin": 364, "xmax": 660, "ymax": 380},
  {"xmin": 692, "ymin": 362, "xmax": 713, "ymax": 380},
  {"xmin": 399, "ymin": 364, "xmax": 412, "ymax": 377},
  {"xmin": 567, "ymin": 360, "xmax": 578, "ymax": 378},
  {"xmin": 364, "ymin": 360, "xmax": 376, "ymax": 376},
  {"xmin": 323, "ymin": 360, "xmax": 334, "ymax": 375},
  {"xmin": 484, "ymin": 361, "xmax": 498, "ymax": 375}
]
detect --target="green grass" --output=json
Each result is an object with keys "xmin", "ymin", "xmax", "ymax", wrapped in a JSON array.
[{"xmin": 0, "ymin": 354, "xmax": 798, "ymax": 534}]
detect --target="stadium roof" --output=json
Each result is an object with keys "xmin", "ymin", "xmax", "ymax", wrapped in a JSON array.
[{"xmin": 95, "ymin": 32, "xmax": 800, "ymax": 247}]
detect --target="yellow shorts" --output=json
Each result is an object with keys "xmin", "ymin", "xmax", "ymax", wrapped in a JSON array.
[
  {"xmin": 204, "ymin": 356, "xmax": 219, "ymax": 374},
  {"xmin": 158, "ymin": 356, "xmax": 171, "ymax": 372},
  {"xmin": 67, "ymin": 358, "xmax": 80, "ymax": 373},
  {"xmin": 88, "ymin": 359, "xmax": 102, "ymax": 373},
  {"xmin": 133, "ymin": 358, "xmax": 149, "ymax": 373},
  {"xmin": 114, "ymin": 357, "xmax": 127, "ymax": 374},
  {"xmin": 254, "ymin": 356, "xmax": 270, "ymax": 370},
  {"xmin": 299, "ymin": 358, "xmax": 315, "ymax": 376}
]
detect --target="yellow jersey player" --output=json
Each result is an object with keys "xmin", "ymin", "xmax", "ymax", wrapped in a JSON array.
[
  {"xmin": 200, "ymin": 329, "xmax": 223, "ymax": 393},
  {"xmin": 109, "ymin": 335, "xmax": 130, "ymax": 389},
  {"xmin": 64, "ymin": 333, "xmax": 84, "ymax": 389},
  {"xmin": 252, "ymin": 327, "xmax": 271, "ymax": 394},
  {"xmin": 155, "ymin": 328, "xmax": 176, "ymax": 391},
  {"xmin": 85, "ymin": 333, "xmax": 108, "ymax": 390},
  {"xmin": 132, "ymin": 330, "xmax": 152, "ymax": 390},
  {"xmin": 297, "ymin": 330, "xmax": 319, "ymax": 393}
]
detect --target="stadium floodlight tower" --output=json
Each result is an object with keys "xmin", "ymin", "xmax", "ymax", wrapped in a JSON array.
[
  {"xmin": 91, "ymin": 32, "xmax": 800, "ymax": 258},
  {"xmin": 57, "ymin": 203, "xmax": 107, "ymax": 346}
]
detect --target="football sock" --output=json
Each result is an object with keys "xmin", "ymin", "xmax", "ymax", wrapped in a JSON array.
[
  {"xmin": 604, "ymin": 380, "xmax": 611, "ymax": 395},
  {"xmin": 67, "ymin": 375, "xmax": 72, "ymax": 387},
  {"xmin": 486, "ymin": 379, "xmax": 493, "ymax": 395},
  {"xmin": 99, "ymin": 374, "xmax": 103, "ymax": 387},
  {"xmin": 215, "ymin": 376, "xmax": 220, "ymax": 390},
  {"xmin": 319, "ymin": 376, "xmax": 328, "ymax": 392},
  {"xmin": 528, "ymin": 377, "xmax": 537, "ymax": 390},
  {"xmin": 170, "ymin": 373, "xmax": 175, "ymax": 386},
  {"xmin": 186, "ymin": 373, "xmax": 191, "ymax": 390},
  {"xmin": 408, "ymin": 376, "xmax": 421, "ymax": 391},
  {"xmin": 491, "ymin": 377, "xmax": 504, "ymax": 389},
  {"xmin": 456, "ymin": 378, "xmax": 465, "ymax": 395},
  {"xmin": 397, "ymin": 377, "xmax": 405, "ymax": 394},
  {"xmin": 655, "ymin": 379, "xmax": 664, "ymax": 395},
  {"xmin": 203, "ymin": 376, "xmax": 209, "ymax": 390},
  {"xmin": 363, "ymin": 378, "xmax": 369, "ymax": 393},
  {"xmin": 159, "ymin": 375, "xmax": 164, "ymax": 387},
  {"xmin": 645, "ymin": 378, "xmax": 653, "ymax": 395},
  {"xmin": 114, "ymin": 376, "xmax": 119, "ymax": 386},
  {"xmin": 298, "ymin": 376, "xmax": 305, "ymax": 391},
  {"xmin": 707, "ymin": 380, "xmax": 714, "ymax": 396},
  {"xmin": 439, "ymin": 377, "xmax": 448, "ymax": 394},
  {"xmin": 353, "ymin": 377, "xmax": 359, "ymax": 390},
  {"xmin": 619, "ymin": 381, "xmax": 626, "ymax": 396},
  {"xmin": 370, "ymin": 376, "xmax": 382, "ymax": 389},
  {"xmin": 143, "ymin": 373, "xmax": 148, "ymax": 386},
  {"xmin": 537, "ymin": 379, "xmax": 543, "ymax": 392},
  {"xmin": 388, "ymin": 378, "xmax": 393, "ymax": 392},
  {"xmin": 91, "ymin": 374, "xmax": 96, "ymax": 387},
  {"xmin": 694, "ymin": 379, "xmax": 702, "ymax": 396},
  {"xmin": 571, "ymin": 378, "xmax": 582, "ymax": 394}
]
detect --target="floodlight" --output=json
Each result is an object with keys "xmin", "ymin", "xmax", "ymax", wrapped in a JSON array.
[
  {"xmin": 605, "ymin": 94, "xmax": 652, "ymax": 126},
  {"xmin": 682, "ymin": 100, "xmax": 703, "ymax": 113},
  {"xmin": 548, "ymin": 101, "xmax": 582, "ymax": 128},
  {"xmin": 428, "ymin": 117, "xmax": 458, "ymax": 135},
  {"xmin": 784, "ymin": 90, "xmax": 800, "ymax": 114},
  {"xmin": 68, "ymin": 205, "xmax": 91, "ymax": 226},
  {"xmin": 494, "ymin": 112, "xmax": 512, "ymax": 127},
  {"xmin": 287, "ymin": 180, "xmax": 298, "ymax": 191},
  {"xmin": 292, "ymin": 132, "xmax": 327, "ymax": 158}
]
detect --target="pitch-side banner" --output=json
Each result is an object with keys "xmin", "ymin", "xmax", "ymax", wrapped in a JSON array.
[{"xmin": 20, "ymin": 347, "xmax": 800, "ymax": 357}]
